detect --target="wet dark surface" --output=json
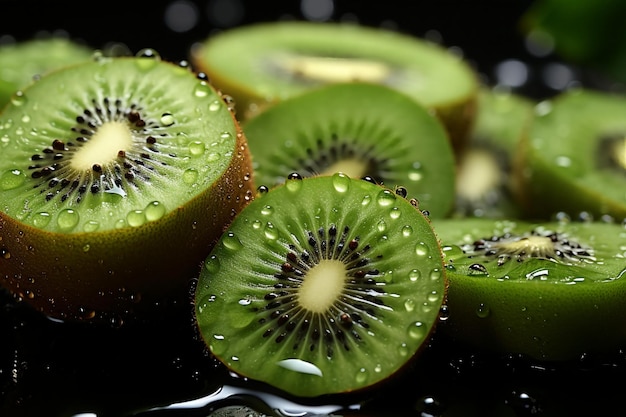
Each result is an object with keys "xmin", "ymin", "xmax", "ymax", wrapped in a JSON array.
[{"xmin": 2, "ymin": 1, "xmax": 626, "ymax": 416}]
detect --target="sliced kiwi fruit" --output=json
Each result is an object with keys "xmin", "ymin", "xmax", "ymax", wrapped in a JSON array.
[
  {"xmin": 453, "ymin": 87, "xmax": 535, "ymax": 218},
  {"xmin": 0, "ymin": 53, "xmax": 255, "ymax": 323},
  {"xmin": 512, "ymin": 88, "xmax": 626, "ymax": 221},
  {"xmin": 194, "ymin": 173, "xmax": 447, "ymax": 397},
  {"xmin": 0, "ymin": 36, "xmax": 93, "ymax": 109},
  {"xmin": 242, "ymin": 82, "xmax": 456, "ymax": 218},
  {"xmin": 431, "ymin": 217, "xmax": 626, "ymax": 361},
  {"xmin": 190, "ymin": 20, "xmax": 479, "ymax": 150}
]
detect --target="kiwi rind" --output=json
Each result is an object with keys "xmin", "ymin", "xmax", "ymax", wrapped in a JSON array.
[
  {"xmin": 242, "ymin": 82, "xmax": 457, "ymax": 218},
  {"xmin": 0, "ymin": 37, "xmax": 93, "ymax": 110},
  {"xmin": 190, "ymin": 20, "xmax": 479, "ymax": 150},
  {"xmin": 453, "ymin": 87, "xmax": 535, "ymax": 218},
  {"xmin": 431, "ymin": 217, "xmax": 626, "ymax": 361},
  {"xmin": 512, "ymin": 88, "xmax": 626, "ymax": 222},
  {"xmin": 194, "ymin": 173, "xmax": 446, "ymax": 397},
  {"xmin": 0, "ymin": 56, "xmax": 255, "ymax": 323}
]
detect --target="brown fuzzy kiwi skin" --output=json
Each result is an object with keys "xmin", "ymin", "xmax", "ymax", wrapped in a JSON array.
[{"xmin": 0, "ymin": 117, "xmax": 255, "ymax": 325}]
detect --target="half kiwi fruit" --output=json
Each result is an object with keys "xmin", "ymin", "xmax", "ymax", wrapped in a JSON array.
[
  {"xmin": 242, "ymin": 82, "xmax": 456, "ymax": 218},
  {"xmin": 512, "ymin": 88, "xmax": 626, "ymax": 222},
  {"xmin": 0, "ymin": 53, "xmax": 255, "ymax": 324},
  {"xmin": 194, "ymin": 173, "xmax": 447, "ymax": 397},
  {"xmin": 190, "ymin": 20, "xmax": 479, "ymax": 150},
  {"xmin": 0, "ymin": 36, "xmax": 93, "ymax": 110},
  {"xmin": 431, "ymin": 217, "xmax": 626, "ymax": 361},
  {"xmin": 453, "ymin": 87, "xmax": 535, "ymax": 218}
]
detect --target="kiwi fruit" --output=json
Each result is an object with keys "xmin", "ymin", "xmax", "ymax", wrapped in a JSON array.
[
  {"xmin": 194, "ymin": 173, "xmax": 446, "ymax": 397},
  {"xmin": 242, "ymin": 82, "xmax": 456, "ymax": 218},
  {"xmin": 512, "ymin": 88, "xmax": 626, "ymax": 222},
  {"xmin": 0, "ymin": 36, "xmax": 93, "ymax": 109},
  {"xmin": 190, "ymin": 20, "xmax": 479, "ymax": 150},
  {"xmin": 453, "ymin": 87, "xmax": 534, "ymax": 218},
  {"xmin": 431, "ymin": 217, "xmax": 626, "ymax": 361},
  {"xmin": 0, "ymin": 53, "xmax": 255, "ymax": 324}
]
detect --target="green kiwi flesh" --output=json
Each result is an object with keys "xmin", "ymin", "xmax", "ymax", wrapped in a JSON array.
[
  {"xmin": 243, "ymin": 82, "xmax": 456, "ymax": 218},
  {"xmin": 0, "ymin": 55, "xmax": 255, "ymax": 323},
  {"xmin": 0, "ymin": 37, "xmax": 93, "ymax": 110},
  {"xmin": 453, "ymin": 88, "xmax": 534, "ymax": 218},
  {"xmin": 513, "ymin": 88, "xmax": 626, "ymax": 221},
  {"xmin": 194, "ymin": 173, "xmax": 446, "ymax": 397},
  {"xmin": 191, "ymin": 21, "xmax": 479, "ymax": 150},
  {"xmin": 432, "ymin": 217, "xmax": 626, "ymax": 361}
]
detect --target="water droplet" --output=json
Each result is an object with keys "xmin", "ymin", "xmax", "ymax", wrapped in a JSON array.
[
  {"xmin": 207, "ymin": 152, "xmax": 221, "ymax": 162},
  {"xmin": 286, "ymin": 176, "xmax": 303, "ymax": 192},
  {"xmin": 204, "ymin": 255, "xmax": 220, "ymax": 273},
  {"xmin": 442, "ymin": 245, "xmax": 464, "ymax": 259},
  {"xmin": 398, "ymin": 342, "xmax": 409, "ymax": 357},
  {"xmin": 408, "ymin": 163, "xmax": 423, "ymax": 182},
  {"xmin": 356, "ymin": 368, "xmax": 367, "ymax": 384},
  {"xmin": 415, "ymin": 242, "xmax": 429, "ymax": 257},
  {"xmin": 115, "ymin": 219, "xmax": 127, "ymax": 229},
  {"xmin": 409, "ymin": 269, "xmax": 421, "ymax": 282},
  {"xmin": 83, "ymin": 244, "xmax": 90, "ymax": 252},
  {"xmin": 252, "ymin": 220, "xmax": 262, "ymax": 230},
  {"xmin": 57, "ymin": 209, "xmax": 79, "ymax": 230},
  {"xmin": 476, "ymin": 303, "xmax": 491, "ymax": 318},
  {"xmin": 21, "ymin": 114, "xmax": 30, "ymax": 123},
  {"xmin": 32, "ymin": 212, "xmax": 51, "ymax": 228},
  {"xmin": 389, "ymin": 207, "xmax": 401, "ymax": 219},
  {"xmin": 160, "ymin": 113, "xmax": 175, "ymax": 126},
  {"xmin": 264, "ymin": 222, "xmax": 278, "ymax": 240},
  {"xmin": 260, "ymin": 205, "xmax": 273, "ymax": 216},
  {"xmin": 430, "ymin": 268, "xmax": 442, "ymax": 282},
  {"xmin": 210, "ymin": 333, "xmax": 229, "ymax": 356},
  {"xmin": 220, "ymin": 131, "xmax": 233, "ymax": 142},
  {"xmin": 408, "ymin": 321, "xmax": 427, "ymax": 341},
  {"xmin": 0, "ymin": 169, "xmax": 25, "ymax": 190},
  {"xmin": 189, "ymin": 140, "xmax": 205, "ymax": 156},
  {"xmin": 208, "ymin": 100, "xmax": 222, "ymax": 112},
  {"xmin": 126, "ymin": 210, "xmax": 146, "ymax": 227},
  {"xmin": 404, "ymin": 298, "xmax": 416, "ymax": 312},
  {"xmin": 238, "ymin": 298, "xmax": 252, "ymax": 306},
  {"xmin": 377, "ymin": 189, "xmax": 396, "ymax": 206},
  {"xmin": 427, "ymin": 290, "xmax": 441, "ymax": 303},
  {"xmin": 10, "ymin": 90, "xmax": 26, "ymax": 106},
  {"xmin": 222, "ymin": 231, "xmax": 243, "ymax": 251},
  {"xmin": 277, "ymin": 359, "xmax": 323, "ymax": 377},
  {"xmin": 145, "ymin": 201, "xmax": 166, "ymax": 221},
  {"xmin": 183, "ymin": 168, "xmax": 199, "ymax": 184},
  {"xmin": 377, "ymin": 219, "xmax": 387, "ymax": 232},
  {"xmin": 402, "ymin": 225, "xmax": 413, "ymax": 237},
  {"xmin": 361, "ymin": 195, "xmax": 372, "ymax": 206},
  {"xmin": 332, "ymin": 172, "xmax": 350, "ymax": 193},
  {"xmin": 193, "ymin": 81, "xmax": 212, "ymax": 98},
  {"xmin": 83, "ymin": 220, "xmax": 100, "ymax": 232}
]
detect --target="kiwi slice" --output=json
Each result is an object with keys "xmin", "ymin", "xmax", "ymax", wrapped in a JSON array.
[
  {"xmin": 242, "ymin": 82, "xmax": 456, "ymax": 218},
  {"xmin": 190, "ymin": 20, "xmax": 479, "ymax": 150},
  {"xmin": 0, "ymin": 37, "xmax": 93, "ymax": 109},
  {"xmin": 512, "ymin": 88, "xmax": 626, "ymax": 221},
  {"xmin": 0, "ymin": 54, "xmax": 255, "ymax": 323},
  {"xmin": 453, "ymin": 87, "xmax": 534, "ymax": 218},
  {"xmin": 431, "ymin": 217, "xmax": 626, "ymax": 361},
  {"xmin": 194, "ymin": 173, "xmax": 446, "ymax": 397}
]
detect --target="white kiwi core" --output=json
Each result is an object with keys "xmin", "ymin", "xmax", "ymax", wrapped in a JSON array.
[
  {"xmin": 70, "ymin": 121, "xmax": 133, "ymax": 171},
  {"xmin": 320, "ymin": 159, "xmax": 369, "ymax": 179},
  {"xmin": 298, "ymin": 259, "xmax": 346, "ymax": 313},
  {"xmin": 456, "ymin": 148, "xmax": 502, "ymax": 201},
  {"xmin": 281, "ymin": 55, "xmax": 391, "ymax": 83}
]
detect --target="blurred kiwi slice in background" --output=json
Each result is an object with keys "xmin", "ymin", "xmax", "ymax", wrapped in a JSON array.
[
  {"xmin": 191, "ymin": 20, "xmax": 479, "ymax": 151},
  {"xmin": 432, "ymin": 217, "xmax": 626, "ymax": 361},
  {"xmin": 194, "ymin": 173, "xmax": 447, "ymax": 397},
  {"xmin": 512, "ymin": 88, "xmax": 626, "ymax": 222},
  {"xmin": 453, "ymin": 87, "xmax": 535, "ymax": 218},
  {"xmin": 0, "ymin": 54, "xmax": 254, "ymax": 324},
  {"xmin": 0, "ymin": 36, "xmax": 94, "ymax": 109},
  {"xmin": 243, "ymin": 82, "xmax": 457, "ymax": 218}
]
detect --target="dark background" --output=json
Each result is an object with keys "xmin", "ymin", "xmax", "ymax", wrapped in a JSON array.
[{"xmin": 2, "ymin": 0, "xmax": 544, "ymax": 96}]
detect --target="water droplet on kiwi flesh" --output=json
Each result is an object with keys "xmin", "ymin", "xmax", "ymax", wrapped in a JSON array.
[{"xmin": 27, "ymin": 97, "xmax": 175, "ymax": 205}]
